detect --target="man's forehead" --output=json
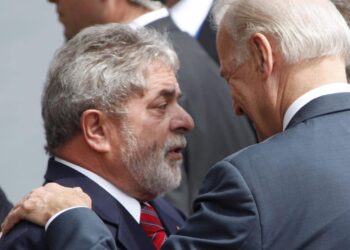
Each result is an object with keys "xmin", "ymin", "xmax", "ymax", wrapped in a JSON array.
[{"xmin": 145, "ymin": 81, "xmax": 181, "ymax": 96}]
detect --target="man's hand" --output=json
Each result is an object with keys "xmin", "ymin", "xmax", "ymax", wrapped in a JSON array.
[{"xmin": 1, "ymin": 183, "xmax": 92, "ymax": 235}]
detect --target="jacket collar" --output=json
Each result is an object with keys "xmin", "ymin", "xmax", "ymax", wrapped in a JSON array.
[
  {"xmin": 44, "ymin": 158, "xmax": 155, "ymax": 250},
  {"xmin": 286, "ymin": 93, "xmax": 350, "ymax": 130}
]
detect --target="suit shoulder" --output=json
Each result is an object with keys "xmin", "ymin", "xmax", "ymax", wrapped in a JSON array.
[
  {"xmin": 222, "ymin": 131, "xmax": 291, "ymax": 166},
  {"xmin": 0, "ymin": 221, "xmax": 47, "ymax": 249}
]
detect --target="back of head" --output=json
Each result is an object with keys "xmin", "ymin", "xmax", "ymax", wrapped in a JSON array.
[
  {"xmin": 42, "ymin": 24, "xmax": 178, "ymax": 154},
  {"xmin": 212, "ymin": 0, "xmax": 350, "ymax": 66}
]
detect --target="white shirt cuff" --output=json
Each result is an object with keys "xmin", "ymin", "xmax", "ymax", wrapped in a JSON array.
[{"xmin": 45, "ymin": 206, "xmax": 87, "ymax": 231}]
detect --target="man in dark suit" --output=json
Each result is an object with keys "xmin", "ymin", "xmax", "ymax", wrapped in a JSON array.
[
  {"xmin": 0, "ymin": 187, "xmax": 12, "ymax": 224},
  {"xmin": 4, "ymin": 0, "xmax": 350, "ymax": 249},
  {"xmin": 162, "ymin": 0, "xmax": 350, "ymax": 248},
  {"xmin": 46, "ymin": 0, "xmax": 256, "ymax": 215},
  {"xmin": 0, "ymin": 23, "xmax": 194, "ymax": 249}
]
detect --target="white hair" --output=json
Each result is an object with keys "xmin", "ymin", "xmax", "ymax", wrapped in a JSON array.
[
  {"xmin": 42, "ymin": 23, "xmax": 178, "ymax": 154},
  {"xmin": 212, "ymin": 0, "xmax": 350, "ymax": 66}
]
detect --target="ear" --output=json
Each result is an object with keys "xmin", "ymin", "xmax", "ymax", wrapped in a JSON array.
[
  {"xmin": 80, "ymin": 109, "xmax": 112, "ymax": 153},
  {"xmin": 249, "ymin": 33, "xmax": 274, "ymax": 79}
]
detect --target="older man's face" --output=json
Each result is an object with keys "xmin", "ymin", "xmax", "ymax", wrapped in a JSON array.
[
  {"xmin": 217, "ymin": 25, "xmax": 273, "ymax": 141},
  {"xmin": 113, "ymin": 63, "xmax": 194, "ymax": 199},
  {"xmin": 48, "ymin": 0, "xmax": 107, "ymax": 40}
]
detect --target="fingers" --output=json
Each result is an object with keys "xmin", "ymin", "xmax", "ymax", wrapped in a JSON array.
[
  {"xmin": 1, "ymin": 196, "xmax": 29, "ymax": 235},
  {"xmin": 0, "ymin": 183, "xmax": 93, "ymax": 236}
]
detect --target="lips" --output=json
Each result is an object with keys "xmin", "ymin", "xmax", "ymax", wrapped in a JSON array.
[
  {"xmin": 167, "ymin": 146, "xmax": 185, "ymax": 161},
  {"xmin": 165, "ymin": 137, "xmax": 187, "ymax": 161}
]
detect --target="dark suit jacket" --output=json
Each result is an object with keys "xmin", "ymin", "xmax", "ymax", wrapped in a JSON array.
[
  {"xmin": 197, "ymin": 12, "xmax": 219, "ymax": 65},
  {"xmin": 0, "ymin": 187, "xmax": 12, "ymax": 224},
  {"xmin": 46, "ymin": 207, "xmax": 118, "ymax": 250},
  {"xmin": 163, "ymin": 93, "xmax": 350, "ymax": 249},
  {"xmin": 147, "ymin": 17, "xmax": 256, "ymax": 215},
  {"xmin": 0, "ymin": 158, "xmax": 185, "ymax": 250}
]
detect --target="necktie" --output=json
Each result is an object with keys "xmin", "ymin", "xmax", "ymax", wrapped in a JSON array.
[{"xmin": 140, "ymin": 203, "xmax": 167, "ymax": 250}]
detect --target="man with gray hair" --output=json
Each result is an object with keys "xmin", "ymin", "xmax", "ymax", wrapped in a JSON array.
[
  {"xmin": 0, "ymin": 23, "xmax": 194, "ymax": 250},
  {"xmin": 47, "ymin": 0, "xmax": 257, "ymax": 215}
]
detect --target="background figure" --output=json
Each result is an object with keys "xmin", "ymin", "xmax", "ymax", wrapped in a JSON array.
[
  {"xmin": 0, "ymin": 188, "xmax": 12, "ymax": 224},
  {"xmin": 167, "ymin": 0, "xmax": 219, "ymax": 64},
  {"xmin": 0, "ymin": 23, "xmax": 193, "ymax": 250},
  {"xmin": 331, "ymin": 0, "xmax": 350, "ymax": 81},
  {"xmin": 47, "ymin": 0, "xmax": 256, "ymax": 215}
]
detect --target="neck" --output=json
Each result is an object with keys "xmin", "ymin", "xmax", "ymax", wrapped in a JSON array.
[{"xmin": 277, "ymin": 56, "xmax": 347, "ymax": 125}]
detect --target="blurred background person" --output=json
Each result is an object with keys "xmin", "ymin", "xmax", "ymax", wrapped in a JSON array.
[
  {"xmin": 47, "ymin": 0, "xmax": 256, "ymax": 215},
  {"xmin": 0, "ymin": 188, "xmax": 12, "ymax": 224},
  {"xmin": 165, "ymin": 0, "xmax": 219, "ymax": 64}
]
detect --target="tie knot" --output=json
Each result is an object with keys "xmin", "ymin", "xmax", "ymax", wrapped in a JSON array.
[{"xmin": 140, "ymin": 203, "xmax": 167, "ymax": 250}]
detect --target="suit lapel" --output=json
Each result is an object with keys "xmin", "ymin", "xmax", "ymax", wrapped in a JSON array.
[
  {"xmin": 151, "ymin": 199, "xmax": 185, "ymax": 235},
  {"xmin": 286, "ymin": 93, "xmax": 350, "ymax": 130},
  {"xmin": 44, "ymin": 159, "xmax": 155, "ymax": 250}
]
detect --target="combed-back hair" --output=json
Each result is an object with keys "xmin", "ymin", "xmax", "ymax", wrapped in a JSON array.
[
  {"xmin": 42, "ymin": 23, "xmax": 179, "ymax": 154},
  {"xmin": 212, "ymin": 0, "xmax": 350, "ymax": 66}
]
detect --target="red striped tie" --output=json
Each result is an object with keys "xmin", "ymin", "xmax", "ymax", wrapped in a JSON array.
[{"xmin": 140, "ymin": 203, "xmax": 167, "ymax": 250}]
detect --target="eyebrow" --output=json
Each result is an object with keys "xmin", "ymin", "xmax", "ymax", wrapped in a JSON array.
[{"xmin": 158, "ymin": 88, "xmax": 182, "ymax": 99}]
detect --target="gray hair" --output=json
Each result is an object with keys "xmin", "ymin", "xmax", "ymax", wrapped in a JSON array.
[
  {"xmin": 212, "ymin": 0, "xmax": 350, "ymax": 66},
  {"xmin": 331, "ymin": 0, "xmax": 350, "ymax": 81},
  {"xmin": 42, "ymin": 23, "xmax": 179, "ymax": 154}
]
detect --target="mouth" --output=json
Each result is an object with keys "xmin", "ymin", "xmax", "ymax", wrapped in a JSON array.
[
  {"xmin": 167, "ymin": 147, "xmax": 184, "ymax": 161},
  {"xmin": 166, "ymin": 146, "xmax": 185, "ymax": 161}
]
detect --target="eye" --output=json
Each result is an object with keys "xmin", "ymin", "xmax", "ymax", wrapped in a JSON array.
[{"xmin": 158, "ymin": 103, "xmax": 168, "ymax": 110}]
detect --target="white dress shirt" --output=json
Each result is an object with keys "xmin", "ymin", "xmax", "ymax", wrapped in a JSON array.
[
  {"xmin": 170, "ymin": 0, "xmax": 214, "ymax": 37},
  {"xmin": 283, "ymin": 82, "xmax": 350, "ymax": 130},
  {"xmin": 45, "ymin": 157, "xmax": 141, "ymax": 230},
  {"xmin": 130, "ymin": 8, "xmax": 169, "ymax": 28}
]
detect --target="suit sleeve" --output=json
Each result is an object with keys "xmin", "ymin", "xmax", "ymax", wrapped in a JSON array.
[
  {"xmin": 162, "ymin": 160, "xmax": 261, "ymax": 250},
  {"xmin": 46, "ymin": 207, "xmax": 118, "ymax": 250}
]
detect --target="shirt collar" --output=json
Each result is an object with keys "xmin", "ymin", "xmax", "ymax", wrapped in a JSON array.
[
  {"xmin": 54, "ymin": 157, "xmax": 141, "ymax": 223},
  {"xmin": 283, "ymin": 82, "xmax": 350, "ymax": 130},
  {"xmin": 130, "ymin": 8, "xmax": 169, "ymax": 28}
]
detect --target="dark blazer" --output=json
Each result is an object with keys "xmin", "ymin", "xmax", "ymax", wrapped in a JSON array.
[
  {"xmin": 147, "ymin": 17, "xmax": 256, "ymax": 215},
  {"xmin": 197, "ymin": 12, "xmax": 219, "ymax": 65},
  {"xmin": 163, "ymin": 93, "xmax": 350, "ymax": 249},
  {"xmin": 0, "ymin": 158, "xmax": 185, "ymax": 250},
  {"xmin": 0, "ymin": 187, "xmax": 12, "ymax": 224}
]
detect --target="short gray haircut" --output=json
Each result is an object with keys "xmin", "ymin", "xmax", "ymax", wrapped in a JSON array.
[
  {"xmin": 42, "ymin": 23, "xmax": 179, "ymax": 154},
  {"xmin": 212, "ymin": 0, "xmax": 350, "ymax": 66}
]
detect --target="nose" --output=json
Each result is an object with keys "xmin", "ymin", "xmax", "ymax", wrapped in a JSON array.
[{"xmin": 170, "ymin": 105, "xmax": 195, "ymax": 134}]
